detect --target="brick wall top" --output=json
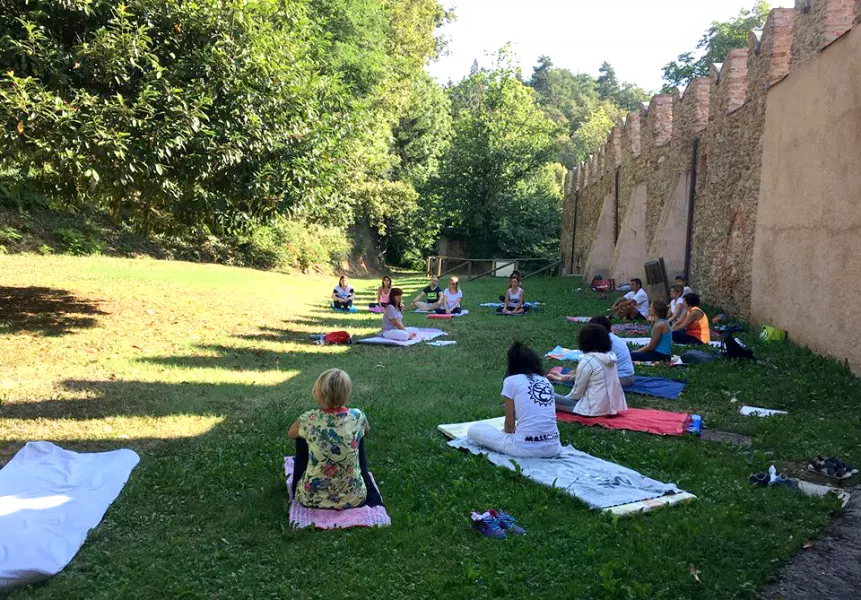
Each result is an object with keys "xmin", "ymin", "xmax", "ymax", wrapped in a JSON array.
[{"xmin": 573, "ymin": 0, "xmax": 857, "ymax": 195}]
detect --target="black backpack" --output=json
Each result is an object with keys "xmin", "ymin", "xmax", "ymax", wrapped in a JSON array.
[{"xmin": 722, "ymin": 333, "xmax": 756, "ymax": 361}]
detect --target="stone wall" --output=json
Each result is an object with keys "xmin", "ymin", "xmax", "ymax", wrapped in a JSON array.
[
  {"xmin": 751, "ymin": 24, "xmax": 861, "ymax": 374},
  {"xmin": 562, "ymin": 0, "xmax": 861, "ymax": 319}
]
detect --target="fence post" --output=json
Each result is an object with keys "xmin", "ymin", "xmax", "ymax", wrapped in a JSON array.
[{"xmin": 468, "ymin": 260, "xmax": 473, "ymax": 279}]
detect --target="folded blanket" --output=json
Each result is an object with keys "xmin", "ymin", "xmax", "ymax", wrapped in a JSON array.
[
  {"xmin": 0, "ymin": 442, "xmax": 140, "ymax": 591},
  {"xmin": 548, "ymin": 368, "xmax": 688, "ymax": 400},
  {"xmin": 426, "ymin": 340, "xmax": 457, "ymax": 347},
  {"xmin": 545, "ymin": 346, "xmax": 584, "ymax": 361},
  {"xmin": 565, "ymin": 316, "xmax": 591, "ymax": 323},
  {"xmin": 283, "ymin": 457, "xmax": 390, "ymax": 529},
  {"xmin": 447, "ymin": 438, "xmax": 683, "ymax": 510},
  {"xmin": 557, "ymin": 408, "xmax": 692, "ymax": 436},
  {"xmin": 357, "ymin": 328, "xmax": 446, "ymax": 347}
]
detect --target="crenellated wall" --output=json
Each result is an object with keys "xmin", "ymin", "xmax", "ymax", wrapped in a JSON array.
[{"xmin": 561, "ymin": 0, "xmax": 861, "ymax": 322}]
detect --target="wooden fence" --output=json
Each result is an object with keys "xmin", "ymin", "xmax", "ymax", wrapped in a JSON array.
[{"xmin": 425, "ymin": 256, "xmax": 562, "ymax": 281}]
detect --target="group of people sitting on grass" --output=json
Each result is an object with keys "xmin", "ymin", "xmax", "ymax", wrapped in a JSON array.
[
  {"xmin": 298, "ymin": 273, "xmax": 716, "ymax": 509},
  {"xmin": 611, "ymin": 275, "xmax": 710, "ymax": 349}
]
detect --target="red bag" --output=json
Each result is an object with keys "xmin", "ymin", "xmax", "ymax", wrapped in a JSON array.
[{"xmin": 323, "ymin": 331, "xmax": 352, "ymax": 344}]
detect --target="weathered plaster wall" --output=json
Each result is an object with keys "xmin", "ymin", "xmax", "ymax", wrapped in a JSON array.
[{"xmin": 751, "ymin": 25, "xmax": 861, "ymax": 374}]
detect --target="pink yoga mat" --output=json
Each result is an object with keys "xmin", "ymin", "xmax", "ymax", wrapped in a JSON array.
[
  {"xmin": 427, "ymin": 313, "xmax": 452, "ymax": 320},
  {"xmin": 557, "ymin": 408, "xmax": 692, "ymax": 436}
]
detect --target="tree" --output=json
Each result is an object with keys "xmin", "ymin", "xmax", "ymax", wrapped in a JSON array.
[
  {"xmin": 662, "ymin": 1, "xmax": 771, "ymax": 89},
  {"xmin": 596, "ymin": 61, "xmax": 618, "ymax": 102},
  {"xmin": 431, "ymin": 49, "xmax": 561, "ymax": 257}
]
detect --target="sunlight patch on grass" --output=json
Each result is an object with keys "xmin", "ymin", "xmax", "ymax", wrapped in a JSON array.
[{"xmin": 1, "ymin": 414, "xmax": 224, "ymax": 442}]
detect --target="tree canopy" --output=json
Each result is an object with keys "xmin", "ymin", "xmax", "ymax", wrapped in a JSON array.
[{"xmin": 662, "ymin": 1, "xmax": 771, "ymax": 89}]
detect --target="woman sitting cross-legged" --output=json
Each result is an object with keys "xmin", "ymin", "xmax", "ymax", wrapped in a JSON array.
[
  {"xmin": 287, "ymin": 368, "xmax": 382, "ymax": 509},
  {"xmin": 435, "ymin": 276, "xmax": 463, "ymax": 315},
  {"xmin": 552, "ymin": 324, "xmax": 628, "ymax": 417},
  {"xmin": 630, "ymin": 300, "xmax": 673, "ymax": 362},
  {"xmin": 331, "ymin": 275, "xmax": 355, "ymax": 310},
  {"xmin": 381, "ymin": 288, "xmax": 415, "ymax": 342},
  {"xmin": 467, "ymin": 342, "xmax": 561, "ymax": 458},
  {"xmin": 497, "ymin": 274, "xmax": 529, "ymax": 314},
  {"xmin": 671, "ymin": 292, "xmax": 710, "ymax": 345},
  {"xmin": 369, "ymin": 275, "xmax": 393, "ymax": 309}
]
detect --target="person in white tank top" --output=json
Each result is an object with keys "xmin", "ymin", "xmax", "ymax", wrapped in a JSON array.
[{"xmin": 498, "ymin": 275, "xmax": 529, "ymax": 314}]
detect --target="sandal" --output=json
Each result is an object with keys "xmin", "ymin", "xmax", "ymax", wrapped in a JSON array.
[
  {"xmin": 749, "ymin": 472, "xmax": 769, "ymax": 486},
  {"xmin": 808, "ymin": 456, "xmax": 858, "ymax": 480}
]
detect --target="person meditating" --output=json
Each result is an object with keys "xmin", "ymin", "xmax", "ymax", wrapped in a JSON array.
[
  {"xmin": 587, "ymin": 316, "xmax": 634, "ymax": 387},
  {"xmin": 551, "ymin": 324, "xmax": 628, "ymax": 416},
  {"xmin": 467, "ymin": 342, "xmax": 561, "ymax": 458},
  {"xmin": 435, "ymin": 276, "xmax": 463, "ymax": 315},
  {"xmin": 611, "ymin": 278, "xmax": 649, "ymax": 321},
  {"xmin": 331, "ymin": 275, "xmax": 355, "ymax": 310},
  {"xmin": 630, "ymin": 300, "xmax": 673, "ymax": 362},
  {"xmin": 498, "ymin": 274, "xmax": 529, "ymax": 314},
  {"xmin": 668, "ymin": 285, "xmax": 686, "ymax": 325},
  {"xmin": 671, "ymin": 293, "xmax": 710, "ymax": 345},
  {"xmin": 287, "ymin": 368, "xmax": 381, "ymax": 509},
  {"xmin": 411, "ymin": 276, "xmax": 443, "ymax": 312},
  {"xmin": 381, "ymin": 288, "xmax": 415, "ymax": 341},
  {"xmin": 370, "ymin": 276, "xmax": 393, "ymax": 310}
]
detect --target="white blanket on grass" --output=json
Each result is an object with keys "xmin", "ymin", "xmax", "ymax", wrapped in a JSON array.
[
  {"xmin": 357, "ymin": 328, "xmax": 446, "ymax": 347},
  {"xmin": 448, "ymin": 437, "xmax": 681, "ymax": 510},
  {"xmin": 0, "ymin": 442, "xmax": 140, "ymax": 591}
]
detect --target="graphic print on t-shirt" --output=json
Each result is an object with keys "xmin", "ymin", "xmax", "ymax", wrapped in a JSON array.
[{"xmin": 528, "ymin": 377, "xmax": 555, "ymax": 407}]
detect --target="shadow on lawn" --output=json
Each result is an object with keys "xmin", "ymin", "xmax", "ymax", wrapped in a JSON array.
[{"xmin": 0, "ymin": 286, "xmax": 107, "ymax": 336}]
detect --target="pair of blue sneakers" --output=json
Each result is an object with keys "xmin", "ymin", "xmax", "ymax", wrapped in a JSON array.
[{"xmin": 469, "ymin": 509, "xmax": 526, "ymax": 539}]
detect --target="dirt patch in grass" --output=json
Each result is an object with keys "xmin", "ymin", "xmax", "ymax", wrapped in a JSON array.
[
  {"xmin": 702, "ymin": 429, "xmax": 753, "ymax": 446},
  {"xmin": 759, "ymin": 485, "xmax": 861, "ymax": 599}
]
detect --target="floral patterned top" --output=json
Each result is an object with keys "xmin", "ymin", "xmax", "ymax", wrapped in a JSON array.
[{"xmin": 296, "ymin": 407, "xmax": 367, "ymax": 509}]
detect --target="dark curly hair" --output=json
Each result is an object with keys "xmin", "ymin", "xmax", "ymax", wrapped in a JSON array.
[
  {"xmin": 589, "ymin": 315, "xmax": 612, "ymax": 333},
  {"xmin": 506, "ymin": 341, "xmax": 544, "ymax": 377},
  {"xmin": 578, "ymin": 323, "xmax": 611, "ymax": 353}
]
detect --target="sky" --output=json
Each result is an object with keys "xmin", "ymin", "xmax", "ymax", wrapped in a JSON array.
[{"xmin": 429, "ymin": 0, "xmax": 796, "ymax": 92}]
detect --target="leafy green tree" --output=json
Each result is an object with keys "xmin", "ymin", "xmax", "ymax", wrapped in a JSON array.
[
  {"xmin": 431, "ymin": 48, "xmax": 561, "ymax": 257},
  {"xmin": 662, "ymin": 1, "xmax": 771, "ymax": 89}
]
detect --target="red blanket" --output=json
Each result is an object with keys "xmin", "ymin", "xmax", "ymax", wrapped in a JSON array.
[{"xmin": 557, "ymin": 408, "xmax": 691, "ymax": 436}]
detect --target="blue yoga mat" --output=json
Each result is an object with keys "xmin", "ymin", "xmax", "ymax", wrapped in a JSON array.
[{"xmin": 553, "ymin": 369, "xmax": 687, "ymax": 400}]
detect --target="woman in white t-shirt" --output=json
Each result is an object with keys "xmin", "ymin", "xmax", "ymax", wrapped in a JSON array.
[
  {"xmin": 668, "ymin": 284, "xmax": 686, "ymax": 325},
  {"xmin": 467, "ymin": 342, "xmax": 561, "ymax": 458},
  {"xmin": 435, "ymin": 276, "xmax": 463, "ymax": 315},
  {"xmin": 381, "ymin": 288, "xmax": 415, "ymax": 341}
]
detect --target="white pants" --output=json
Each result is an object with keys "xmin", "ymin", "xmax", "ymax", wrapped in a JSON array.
[
  {"xmin": 382, "ymin": 329, "xmax": 411, "ymax": 341},
  {"xmin": 466, "ymin": 423, "xmax": 561, "ymax": 458}
]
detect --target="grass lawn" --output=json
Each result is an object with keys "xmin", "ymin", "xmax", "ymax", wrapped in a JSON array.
[{"xmin": 1, "ymin": 255, "xmax": 859, "ymax": 599}]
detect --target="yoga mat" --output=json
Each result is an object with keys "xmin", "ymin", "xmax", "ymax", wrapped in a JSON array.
[
  {"xmin": 611, "ymin": 323, "xmax": 651, "ymax": 336},
  {"xmin": 548, "ymin": 367, "xmax": 687, "ymax": 400},
  {"xmin": 481, "ymin": 302, "xmax": 541, "ymax": 308},
  {"xmin": 545, "ymin": 346, "xmax": 584, "ymax": 361},
  {"xmin": 557, "ymin": 408, "xmax": 692, "ymax": 436},
  {"xmin": 446, "ymin": 436, "xmax": 687, "ymax": 511},
  {"xmin": 0, "ymin": 442, "xmax": 140, "ymax": 591},
  {"xmin": 566, "ymin": 316, "xmax": 590, "ymax": 323},
  {"xmin": 284, "ymin": 457, "xmax": 390, "ymax": 529},
  {"xmin": 357, "ymin": 328, "xmax": 446, "ymax": 347},
  {"xmin": 426, "ymin": 340, "xmax": 457, "ymax": 347},
  {"xmin": 414, "ymin": 309, "xmax": 469, "ymax": 317},
  {"xmin": 624, "ymin": 337, "xmax": 722, "ymax": 348},
  {"xmin": 368, "ymin": 306, "xmax": 385, "ymax": 314},
  {"xmin": 739, "ymin": 405, "xmax": 788, "ymax": 417}
]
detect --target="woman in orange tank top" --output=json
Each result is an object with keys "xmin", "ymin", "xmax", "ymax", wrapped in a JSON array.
[{"xmin": 671, "ymin": 292, "xmax": 710, "ymax": 345}]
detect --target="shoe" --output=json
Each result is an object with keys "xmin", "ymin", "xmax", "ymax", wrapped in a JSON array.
[
  {"xmin": 490, "ymin": 509, "xmax": 526, "ymax": 535},
  {"xmin": 469, "ymin": 511, "xmax": 506, "ymax": 540}
]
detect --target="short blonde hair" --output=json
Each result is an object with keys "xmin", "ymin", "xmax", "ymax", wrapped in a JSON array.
[
  {"xmin": 312, "ymin": 368, "xmax": 352, "ymax": 409},
  {"xmin": 449, "ymin": 276, "xmax": 459, "ymax": 291}
]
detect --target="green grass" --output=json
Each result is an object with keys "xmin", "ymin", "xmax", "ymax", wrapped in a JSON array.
[{"xmin": 1, "ymin": 255, "xmax": 859, "ymax": 599}]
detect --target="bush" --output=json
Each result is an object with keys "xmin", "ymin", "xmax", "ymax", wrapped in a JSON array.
[
  {"xmin": 239, "ymin": 218, "xmax": 350, "ymax": 272},
  {"xmin": 57, "ymin": 227, "xmax": 103, "ymax": 256},
  {"xmin": 0, "ymin": 226, "xmax": 22, "ymax": 243}
]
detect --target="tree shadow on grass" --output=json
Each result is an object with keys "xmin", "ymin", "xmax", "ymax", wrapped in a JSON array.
[{"xmin": 0, "ymin": 286, "xmax": 107, "ymax": 336}]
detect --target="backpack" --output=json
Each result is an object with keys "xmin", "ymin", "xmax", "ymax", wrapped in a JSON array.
[
  {"xmin": 590, "ymin": 275, "xmax": 614, "ymax": 292},
  {"xmin": 760, "ymin": 324, "xmax": 787, "ymax": 342},
  {"xmin": 722, "ymin": 333, "xmax": 756, "ymax": 361},
  {"xmin": 323, "ymin": 331, "xmax": 352, "ymax": 345}
]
